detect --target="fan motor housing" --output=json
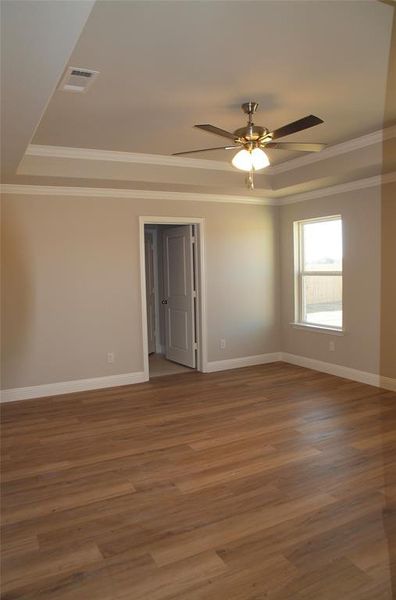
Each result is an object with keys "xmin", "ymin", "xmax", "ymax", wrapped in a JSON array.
[{"xmin": 234, "ymin": 125, "xmax": 268, "ymax": 141}]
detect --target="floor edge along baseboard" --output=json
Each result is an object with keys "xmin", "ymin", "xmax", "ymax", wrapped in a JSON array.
[
  {"xmin": 1, "ymin": 354, "xmax": 395, "ymax": 402},
  {"xmin": 1, "ymin": 371, "xmax": 147, "ymax": 403}
]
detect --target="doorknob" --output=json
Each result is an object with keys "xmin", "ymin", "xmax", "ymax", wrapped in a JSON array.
[{"xmin": 161, "ymin": 299, "xmax": 168, "ymax": 304}]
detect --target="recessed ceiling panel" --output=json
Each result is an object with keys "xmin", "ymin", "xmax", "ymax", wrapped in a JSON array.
[{"xmin": 32, "ymin": 0, "xmax": 395, "ymax": 165}]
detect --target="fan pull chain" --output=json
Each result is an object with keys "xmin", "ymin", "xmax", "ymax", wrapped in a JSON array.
[{"xmin": 246, "ymin": 171, "xmax": 254, "ymax": 190}]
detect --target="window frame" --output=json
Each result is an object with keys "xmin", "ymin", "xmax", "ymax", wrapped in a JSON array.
[{"xmin": 293, "ymin": 214, "xmax": 343, "ymax": 332}]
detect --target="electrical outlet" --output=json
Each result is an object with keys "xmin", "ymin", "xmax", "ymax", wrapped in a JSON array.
[
  {"xmin": 329, "ymin": 341, "xmax": 335, "ymax": 352},
  {"xmin": 220, "ymin": 338, "xmax": 226, "ymax": 350},
  {"xmin": 107, "ymin": 352, "xmax": 115, "ymax": 363}
]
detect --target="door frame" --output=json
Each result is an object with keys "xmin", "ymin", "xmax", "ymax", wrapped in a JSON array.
[
  {"xmin": 139, "ymin": 216, "xmax": 208, "ymax": 380},
  {"xmin": 145, "ymin": 227, "xmax": 162, "ymax": 354}
]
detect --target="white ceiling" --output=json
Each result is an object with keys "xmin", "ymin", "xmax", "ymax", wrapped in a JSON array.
[
  {"xmin": 1, "ymin": 0, "xmax": 395, "ymax": 199},
  {"xmin": 0, "ymin": 0, "xmax": 95, "ymax": 181}
]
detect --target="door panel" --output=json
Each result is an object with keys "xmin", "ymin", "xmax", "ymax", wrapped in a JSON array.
[
  {"xmin": 168, "ymin": 308, "xmax": 188, "ymax": 350},
  {"xmin": 163, "ymin": 225, "xmax": 196, "ymax": 368},
  {"xmin": 167, "ymin": 236, "xmax": 187, "ymax": 296}
]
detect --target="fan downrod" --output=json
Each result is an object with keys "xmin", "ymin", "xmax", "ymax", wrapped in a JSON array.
[{"xmin": 234, "ymin": 101, "xmax": 267, "ymax": 141}]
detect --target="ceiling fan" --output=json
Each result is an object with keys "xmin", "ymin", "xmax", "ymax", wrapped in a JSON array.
[{"xmin": 173, "ymin": 102, "xmax": 326, "ymax": 189}]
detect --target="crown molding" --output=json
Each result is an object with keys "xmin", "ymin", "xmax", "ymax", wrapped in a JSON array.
[
  {"xmin": 24, "ymin": 124, "xmax": 396, "ymax": 178},
  {"xmin": 268, "ymin": 124, "xmax": 396, "ymax": 175},
  {"xmin": 278, "ymin": 172, "xmax": 396, "ymax": 205},
  {"xmin": 24, "ymin": 144, "xmax": 235, "ymax": 172},
  {"xmin": 0, "ymin": 184, "xmax": 275, "ymax": 206},
  {"xmin": 3, "ymin": 172, "xmax": 394, "ymax": 205}
]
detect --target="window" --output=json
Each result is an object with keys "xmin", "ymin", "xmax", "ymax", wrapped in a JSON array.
[{"xmin": 294, "ymin": 216, "xmax": 343, "ymax": 330}]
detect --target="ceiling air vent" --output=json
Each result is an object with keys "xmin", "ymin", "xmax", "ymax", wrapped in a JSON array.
[{"xmin": 58, "ymin": 67, "xmax": 99, "ymax": 93}]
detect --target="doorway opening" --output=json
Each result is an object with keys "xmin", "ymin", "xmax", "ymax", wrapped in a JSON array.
[{"xmin": 139, "ymin": 217, "xmax": 207, "ymax": 380}]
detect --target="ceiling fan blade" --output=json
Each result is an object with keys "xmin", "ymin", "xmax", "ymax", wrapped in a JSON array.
[
  {"xmin": 263, "ymin": 142, "xmax": 326, "ymax": 152},
  {"xmin": 268, "ymin": 115, "xmax": 323, "ymax": 141},
  {"xmin": 194, "ymin": 124, "xmax": 237, "ymax": 141},
  {"xmin": 172, "ymin": 145, "xmax": 239, "ymax": 156}
]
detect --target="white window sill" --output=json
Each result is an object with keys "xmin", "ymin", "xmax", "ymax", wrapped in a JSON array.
[{"xmin": 290, "ymin": 322, "xmax": 345, "ymax": 336}]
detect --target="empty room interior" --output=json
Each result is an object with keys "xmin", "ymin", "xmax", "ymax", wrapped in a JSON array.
[{"xmin": 1, "ymin": 0, "xmax": 396, "ymax": 598}]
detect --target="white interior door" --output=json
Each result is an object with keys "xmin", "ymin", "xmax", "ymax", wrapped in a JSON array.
[
  {"xmin": 163, "ymin": 225, "xmax": 196, "ymax": 368},
  {"xmin": 145, "ymin": 231, "xmax": 156, "ymax": 354}
]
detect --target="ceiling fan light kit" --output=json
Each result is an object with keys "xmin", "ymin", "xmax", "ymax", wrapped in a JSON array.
[
  {"xmin": 232, "ymin": 147, "xmax": 270, "ymax": 172},
  {"xmin": 173, "ymin": 101, "xmax": 326, "ymax": 189}
]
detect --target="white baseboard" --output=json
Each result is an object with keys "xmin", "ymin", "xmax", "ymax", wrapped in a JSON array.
[
  {"xmin": 205, "ymin": 352, "xmax": 282, "ymax": 373},
  {"xmin": 2, "ymin": 354, "xmax": 394, "ymax": 403},
  {"xmin": 280, "ymin": 352, "xmax": 381, "ymax": 387},
  {"xmin": 0, "ymin": 371, "xmax": 148, "ymax": 403}
]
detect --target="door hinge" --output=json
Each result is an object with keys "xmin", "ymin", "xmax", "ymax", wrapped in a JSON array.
[
  {"xmin": 193, "ymin": 342, "xmax": 198, "ymax": 350},
  {"xmin": 192, "ymin": 236, "xmax": 196, "ymax": 244},
  {"xmin": 192, "ymin": 290, "xmax": 197, "ymax": 298}
]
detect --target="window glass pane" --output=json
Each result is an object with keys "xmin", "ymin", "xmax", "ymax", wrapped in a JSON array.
[
  {"xmin": 303, "ymin": 275, "xmax": 342, "ymax": 328},
  {"xmin": 303, "ymin": 219, "xmax": 342, "ymax": 271}
]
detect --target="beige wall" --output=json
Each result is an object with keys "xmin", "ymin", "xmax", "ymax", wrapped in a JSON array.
[
  {"xmin": 381, "ymin": 182, "xmax": 396, "ymax": 381},
  {"xmin": 381, "ymin": 8, "xmax": 396, "ymax": 382},
  {"xmin": 1, "ymin": 193, "xmax": 280, "ymax": 390},
  {"xmin": 280, "ymin": 186, "xmax": 382, "ymax": 375},
  {"xmin": 2, "ymin": 183, "xmax": 392, "ymax": 392}
]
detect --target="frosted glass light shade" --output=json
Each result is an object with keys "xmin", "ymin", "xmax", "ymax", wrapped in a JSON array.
[
  {"xmin": 232, "ymin": 149, "xmax": 252, "ymax": 171},
  {"xmin": 251, "ymin": 147, "xmax": 270, "ymax": 170},
  {"xmin": 232, "ymin": 147, "xmax": 270, "ymax": 171}
]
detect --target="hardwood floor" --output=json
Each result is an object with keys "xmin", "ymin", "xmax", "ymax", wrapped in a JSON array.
[{"xmin": 1, "ymin": 362, "xmax": 396, "ymax": 599}]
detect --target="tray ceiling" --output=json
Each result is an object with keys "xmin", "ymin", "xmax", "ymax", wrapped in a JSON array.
[{"xmin": 1, "ymin": 0, "xmax": 395, "ymax": 199}]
